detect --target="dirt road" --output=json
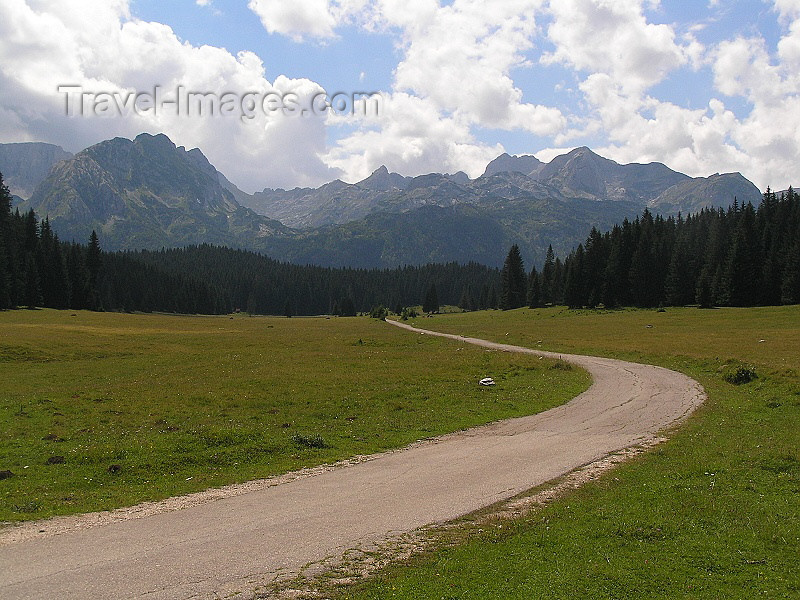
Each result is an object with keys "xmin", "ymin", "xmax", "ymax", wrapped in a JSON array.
[{"xmin": 0, "ymin": 320, "xmax": 705, "ymax": 599}]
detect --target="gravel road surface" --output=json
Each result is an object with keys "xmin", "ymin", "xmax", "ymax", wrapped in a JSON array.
[{"xmin": 0, "ymin": 320, "xmax": 705, "ymax": 599}]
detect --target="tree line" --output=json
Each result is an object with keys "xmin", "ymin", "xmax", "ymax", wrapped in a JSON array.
[
  {"xmin": 0, "ymin": 183, "xmax": 101, "ymax": 311},
  {"xmin": 4, "ymin": 169, "xmax": 798, "ymax": 316},
  {"xmin": 1, "ymin": 172, "xmax": 501, "ymax": 315},
  {"xmin": 119, "ymin": 245, "xmax": 500, "ymax": 315},
  {"xmin": 494, "ymin": 188, "xmax": 800, "ymax": 310}
]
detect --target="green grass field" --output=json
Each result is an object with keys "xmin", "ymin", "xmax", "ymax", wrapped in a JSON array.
[
  {"xmin": 0, "ymin": 309, "xmax": 588, "ymax": 523},
  {"xmin": 338, "ymin": 306, "xmax": 800, "ymax": 599}
]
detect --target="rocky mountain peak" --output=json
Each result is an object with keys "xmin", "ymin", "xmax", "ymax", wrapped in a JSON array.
[
  {"xmin": 482, "ymin": 153, "xmax": 543, "ymax": 178},
  {"xmin": 358, "ymin": 165, "xmax": 409, "ymax": 192}
]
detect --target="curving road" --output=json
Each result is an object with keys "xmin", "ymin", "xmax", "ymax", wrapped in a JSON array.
[{"xmin": 0, "ymin": 320, "xmax": 705, "ymax": 600}]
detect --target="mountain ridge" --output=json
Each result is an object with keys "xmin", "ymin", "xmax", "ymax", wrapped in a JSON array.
[
  {"xmin": 8, "ymin": 133, "xmax": 764, "ymax": 268},
  {"xmin": 242, "ymin": 146, "xmax": 760, "ymax": 230}
]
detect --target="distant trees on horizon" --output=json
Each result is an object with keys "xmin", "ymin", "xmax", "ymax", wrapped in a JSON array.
[
  {"xmin": 1, "ymin": 172, "xmax": 502, "ymax": 315},
  {"xmin": 3, "ymin": 168, "xmax": 798, "ymax": 317}
]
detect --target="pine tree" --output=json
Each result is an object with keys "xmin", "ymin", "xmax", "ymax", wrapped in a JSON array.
[
  {"xmin": 723, "ymin": 202, "xmax": 762, "ymax": 306},
  {"xmin": 602, "ymin": 224, "xmax": 626, "ymax": 308},
  {"xmin": 0, "ymin": 234, "xmax": 9, "ymax": 309},
  {"xmin": 86, "ymin": 230, "xmax": 103, "ymax": 310},
  {"xmin": 757, "ymin": 190, "xmax": 784, "ymax": 305},
  {"xmin": 66, "ymin": 243, "xmax": 90, "ymax": 309},
  {"xmin": 478, "ymin": 284, "xmax": 489, "ymax": 310},
  {"xmin": 23, "ymin": 252, "xmax": 42, "ymax": 309},
  {"xmin": 781, "ymin": 239, "xmax": 800, "ymax": 304},
  {"xmin": 552, "ymin": 258, "xmax": 565, "ymax": 305},
  {"xmin": 541, "ymin": 245, "xmax": 555, "ymax": 305},
  {"xmin": 628, "ymin": 210, "xmax": 661, "ymax": 307},
  {"xmin": 458, "ymin": 287, "xmax": 472, "ymax": 311},
  {"xmin": 695, "ymin": 270, "xmax": 714, "ymax": 308},
  {"xmin": 488, "ymin": 285, "xmax": 498, "ymax": 309},
  {"xmin": 0, "ymin": 172, "xmax": 10, "ymax": 218},
  {"xmin": 339, "ymin": 296, "xmax": 356, "ymax": 317},
  {"xmin": 499, "ymin": 244, "xmax": 526, "ymax": 310},
  {"xmin": 22, "ymin": 209, "xmax": 38, "ymax": 254},
  {"xmin": 563, "ymin": 244, "xmax": 586, "ymax": 309},
  {"xmin": 36, "ymin": 219, "xmax": 71, "ymax": 309},
  {"xmin": 422, "ymin": 283, "xmax": 439, "ymax": 313},
  {"xmin": 582, "ymin": 227, "xmax": 606, "ymax": 308},
  {"xmin": 49, "ymin": 237, "xmax": 71, "ymax": 309},
  {"xmin": 527, "ymin": 266, "xmax": 541, "ymax": 308},
  {"xmin": 0, "ymin": 173, "xmax": 11, "ymax": 308},
  {"xmin": 664, "ymin": 227, "xmax": 694, "ymax": 306}
]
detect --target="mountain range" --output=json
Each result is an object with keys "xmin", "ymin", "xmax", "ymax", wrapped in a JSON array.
[{"xmin": 1, "ymin": 134, "xmax": 763, "ymax": 268}]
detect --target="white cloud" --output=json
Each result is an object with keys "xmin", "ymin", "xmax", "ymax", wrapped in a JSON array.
[
  {"xmin": 532, "ymin": 0, "xmax": 800, "ymax": 190},
  {"xmin": 774, "ymin": 0, "xmax": 800, "ymax": 20},
  {"xmin": 382, "ymin": 0, "xmax": 564, "ymax": 134},
  {"xmin": 2, "ymin": 0, "xmax": 800, "ymax": 196},
  {"xmin": 778, "ymin": 13, "xmax": 800, "ymax": 80},
  {"xmin": 543, "ymin": 0, "xmax": 691, "ymax": 95},
  {"xmin": 247, "ymin": 0, "xmax": 565, "ymax": 180},
  {"xmin": 557, "ymin": 68, "xmax": 760, "ymax": 185},
  {"xmin": 706, "ymin": 6, "xmax": 800, "ymax": 189},
  {"xmin": 596, "ymin": 97, "xmax": 751, "ymax": 180},
  {"xmin": 0, "ymin": 0, "xmax": 341, "ymax": 191},
  {"xmin": 324, "ymin": 92, "xmax": 502, "ymax": 181},
  {"xmin": 713, "ymin": 37, "xmax": 783, "ymax": 100},
  {"xmin": 246, "ymin": 0, "xmax": 371, "ymax": 41},
  {"xmin": 247, "ymin": 0, "xmax": 338, "ymax": 40}
]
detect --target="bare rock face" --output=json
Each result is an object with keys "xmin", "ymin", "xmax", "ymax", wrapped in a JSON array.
[
  {"xmin": 482, "ymin": 153, "xmax": 544, "ymax": 178},
  {"xmin": 0, "ymin": 142, "xmax": 73, "ymax": 199},
  {"xmin": 534, "ymin": 147, "xmax": 691, "ymax": 203},
  {"xmin": 649, "ymin": 172, "xmax": 763, "ymax": 214},
  {"xmin": 25, "ymin": 133, "xmax": 290, "ymax": 250}
]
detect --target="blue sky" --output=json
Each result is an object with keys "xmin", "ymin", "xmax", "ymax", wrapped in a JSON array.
[
  {"xmin": 131, "ymin": 0, "xmax": 397, "ymax": 92},
  {"xmin": 1, "ymin": 0, "xmax": 799, "ymax": 192}
]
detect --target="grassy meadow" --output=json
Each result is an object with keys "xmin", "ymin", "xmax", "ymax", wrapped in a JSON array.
[
  {"xmin": 338, "ymin": 305, "xmax": 800, "ymax": 599},
  {"xmin": 0, "ymin": 309, "xmax": 588, "ymax": 523}
]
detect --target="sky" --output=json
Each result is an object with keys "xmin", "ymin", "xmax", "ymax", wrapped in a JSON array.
[{"xmin": 1, "ymin": 1, "xmax": 799, "ymax": 193}]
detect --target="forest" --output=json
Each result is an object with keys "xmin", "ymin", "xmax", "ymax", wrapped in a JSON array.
[
  {"xmin": 2, "ymin": 170, "xmax": 798, "ymax": 316},
  {"xmin": 496, "ymin": 188, "xmax": 799, "ymax": 311},
  {"xmin": 549, "ymin": 188, "xmax": 800, "ymax": 309},
  {"xmin": 0, "ymin": 173, "xmax": 500, "ymax": 315}
]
